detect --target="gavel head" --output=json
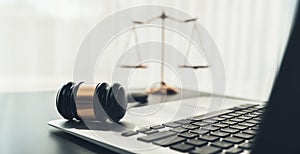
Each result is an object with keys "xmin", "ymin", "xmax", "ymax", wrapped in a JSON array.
[{"xmin": 56, "ymin": 82, "xmax": 127, "ymax": 122}]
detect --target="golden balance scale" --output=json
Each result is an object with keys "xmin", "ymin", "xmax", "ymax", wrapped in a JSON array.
[{"xmin": 120, "ymin": 11, "xmax": 209, "ymax": 95}]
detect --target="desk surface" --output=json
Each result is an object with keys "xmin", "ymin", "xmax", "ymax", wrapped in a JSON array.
[{"xmin": 0, "ymin": 91, "xmax": 117, "ymax": 154}]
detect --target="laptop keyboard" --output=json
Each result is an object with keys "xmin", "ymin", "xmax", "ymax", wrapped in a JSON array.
[{"xmin": 121, "ymin": 104, "xmax": 264, "ymax": 153}]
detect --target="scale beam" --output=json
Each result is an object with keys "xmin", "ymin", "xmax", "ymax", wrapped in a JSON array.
[
  {"xmin": 132, "ymin": 12, "xmax": 197, "ymax": 24},
  {"xmin": 120, "ymin": 64, "xmax": 147, "ymax": 69},
  {"xmin": 185, "ymin": 18, "xmax": 197, "ymax": 23},
  {"xmin": 179, "ymin": 65, "xmax": 209, "ymax": 69},
  {"xmin": 132, "ymin": 20, "xmax": 144, "ymax": 24}
]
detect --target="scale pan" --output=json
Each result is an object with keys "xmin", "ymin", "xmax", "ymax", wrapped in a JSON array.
[
  {"xmin": 120, "ymin": 64, "xmax": 147, "ymax": 69},
  {"xmin": 179, "ymin": 65, "xmax": 209, "ymax": 69}
]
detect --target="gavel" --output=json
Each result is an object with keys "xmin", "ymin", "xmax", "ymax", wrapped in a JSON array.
[{"xmin": 56, "ymin": 82, "xmax": 148, "ymax": 122}]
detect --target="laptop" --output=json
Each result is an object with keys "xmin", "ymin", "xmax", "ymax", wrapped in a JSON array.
[{"xmin": 49, "ymin": 3, "xmax": 300, "ymax": 154}]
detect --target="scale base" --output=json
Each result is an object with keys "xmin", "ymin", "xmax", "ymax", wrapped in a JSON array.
[{"xmin": 147, "ymin": 82, "xmax": 178, "ymax": 95}]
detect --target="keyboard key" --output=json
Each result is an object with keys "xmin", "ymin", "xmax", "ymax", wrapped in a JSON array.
[
  {"xmin": 252, "ymin": 112, "xmax": 262, "ymax": 116},
  {"xmin": 163, "ymin": 122, "xmax": 182, "ymax": 128},
  {"xmin": 211, "ymin": 117, "xmax": 226, "ymax": 121},
  {"xmin": 137, "ymin": 128, "xmax": 151, "ymax": 133},
  {"xmin": 121, "ymin": 131, "xmax": 138, "ymax": 137},
  {"xmin": 212, "ymin": 123, "xmax": 229, "ymax": 128},
  {"xmin": 190, "ymin": 146, "xmax": 221, "ymax": 154},
  {"xmin": 186, "ymin": 139, "xmax": 207, "ymax": 147},
  {"xmin": 220, "ymin": 128, "xmax": 240, "ymax": 134},
  {"xmin": 143, "ymin": 129, "xmax": 159, "ymax": 135},
  {"xmin": 246, "ymin": 114, "xmax": 259, "ymax": 118},
  {"xmin": 238, "ymin": 142, "xmax": 252, "ymax": 149},
  {"xmin": 179, "ymin": 132, "xmax": 198, "ymax": 139},
  {"xmin": 220, "ymin": 115, "xmax": 233, "ymax": 119},
  {"xmin": 242, "ymin": 109, "xmax": 256, "ymax": 113},
  {"xmin": 243, "ymin": 129, "xmax": 256, "ymax": 135},
  {"xmin": 246, "ymin": 119, "xmax": 260, "ymax": 124},
  {"xmin": 238, "ymin": 115, "xmax": 252, "ymax": 120},
  {"xmin": 228, "ymin": 113, "xmax": 242, "ymax": 117},
  {"xmin": 150, "ymin": 125, "xmax": 164, "ymax": 129},
  {"xmin": 253, "ymin": 117, "xmax": 262, "ymax": 121},
  {"xmin": 153, "ymin": 136, "xmax": 186, "ymax": 147},
  {"xmin": 239, "ymin": 122, "xmax": 256, "ymax": 127},
  {"xmin": 230, "ymin": 125, "xmax": 248, "ymax": 130},
  {"xmin": 170, "ymin": 127, "xmax": 188, "ymax": 133},
  {"xmin": 174, "ymin": 119, "xmax": 193, "ymax": 124},
  {"xmin": 257, "ymin": 110, "xmax": 265, "ymax": 114},
  {"xmin": 190, "ymin": 129, "xmax": 209, "ymax": 135},
  {"xmin": 210, "ymin": 131, "xmax": 230, "ymax": 138},
  {"xmin": 225, "ymin": 148, "xmax": 243, "ymax": 154},
  {"xmin": 244, "ymin": 108, "xmax": 256, "ymax": 112},
  {"xmin": 235, "ymin": 111, "xmax": 247, "ymax": 115},
  {"xmin": 230, "ymin": 118, "xmax": 245, "ymax": 123},
  {"xmin": 202, "ymin": 119, "xmax": 218, "ymax": 124},
  {"xmin": 170, "ymin": 143, "xmax": 195, "ymax": 152},
  {"xmin": 211, "ymin": 141, "xmax": 233, "ymax": 149},
  {"xmin": 198, "ymin": 135, "xmax": 219, "ymax": 142},
  {"xmin": 137, "ymin": 131, "xmax": 176, "ymax": 142},
  {"xmin": 202, "ymin": 126, "xmax": 219, "ymax": 131},
  {"xmin": 193, "ymin": 121, "xmax": 209, "ymax": 127},
  {"xmin": 181, "ymin": 124, "xmax": 199, "ymax": 130},
  {"xmin": 222, "ymin": 120, "xmax": 237, "ymax": 125},
  {"xmin": 223, "ymin": 137, "xmax": 244, "ymax": 144},
  {"xmin": 233, "ymin": 133, "xmax": 254, "ymax": 140}
]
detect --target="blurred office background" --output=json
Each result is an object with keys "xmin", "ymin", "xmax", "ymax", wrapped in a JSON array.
[{"xmin": 0, "ymin": 0, "xmax": 297, "ymax": 101}]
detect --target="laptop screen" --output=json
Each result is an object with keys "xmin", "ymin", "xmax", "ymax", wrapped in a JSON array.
[{"xmin": 253, "ymin": 1, "xmax": 300, "ymax": 153}]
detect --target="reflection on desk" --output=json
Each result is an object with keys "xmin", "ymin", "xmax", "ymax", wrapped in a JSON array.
[{"xmin": 0, "ymin": 91, "xmax": 117, "ymax": 154}]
